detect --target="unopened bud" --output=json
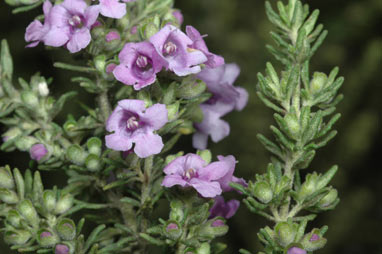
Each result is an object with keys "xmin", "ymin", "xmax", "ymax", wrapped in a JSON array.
[
  {"xmin": 38, "ymin": 229, "xmax": 59, "ymax": 247},
  {"xmin": 284, "ymin": 113, "xmax": 300, "ymax": 138},
  {"xmin": 54, "ymin": 194, "xmax": 73, "ymax": 214},
  {"xmin": 164, "ymin": 221, "xmax": 181, "ymax": 240},
  {"xmin": 301, "ymin": 230, "xmax": 327, "ymax": 251},
  {"xmin": 94, "ymin": 55, "xmax": 106, "ymax": 73},
  {"xmin": 0, "ymin": 189, "xmax": 19, "ymax": 204},
  {"xmin": 166, "ymin": 102, "xmax": 180, "ymax": 121},
  {"xmin": 21, "ymin": 90, "xmax": 39, "ymax": 107},
  {"xmin": 310, "ymin": 72, "xmax": 327, "ymax": 93},
  {"xmin": 4, "ymin": 230, "xmax": 31, "ymax": 245},
  {"xmin": 15, "ymin": 136, "xmax": 38, "ymax": 151},
  {"xmin": 37, "ymin": 80, "xmax": 49, "ymax": 96},
  {"xmin": 6, "ymin": 210, "xmax": 23, "ymax": 228},
  {"xmin": 287, "ymin": 247, "xmax": 306, "ymax": 254},
  {"xmin": 56, "ymin": 218, "xmax": 76, "ymax": 241},
  {"xmin": 85, "ymin": 154, "xmax": 102, "ymax": 172},
  {"xmin": 17, "ymin": 199, "xmax": 39, "ymax": 226},
  {"xmin": 169, "ymin": 200, "xmax": 184, "ymax": 222},
  {"xmin": 30, "ymin": 143, "xmax": 48, "ymax": 161},
  {"xmin": 66, "ymin": 144, "xmax": 87, "ymax": 166},
  {"xmin": 0, "ymin": 166, "xmax": 14, "ymax": 189},
  {"xmin": 55, "ymin": 244, "xmax": 70, "ymax": 254},
  {"xmin": 317, "ymin": 189, "xmax": 338, "ymax": 208},
  {"xmin": 251, "ymin": 181, "xmax": 273, "ymax": 204},
  {"xmin": 275, "ymin": 222, "xmax": 296, "ymax": 247},
  {"xmin": 199, "ymin": 219, "xmax": 228, "ymax": 239},
  {"xmin": 87, "ymin": 137, "xmax": 102, "ymax": 156},
  {"xmin": 43, "ymin": 190, "xmax": 57, "ymax": 212}
]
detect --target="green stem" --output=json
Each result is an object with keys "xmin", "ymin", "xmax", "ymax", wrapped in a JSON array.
[{"xmin": 97, "ymin": 90, "xmax": 111, "ymax": 123}]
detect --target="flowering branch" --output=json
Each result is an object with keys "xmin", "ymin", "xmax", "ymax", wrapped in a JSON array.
[{"xmin": 232, "ymin": 1, "xmax": 343, "ymax": 253}]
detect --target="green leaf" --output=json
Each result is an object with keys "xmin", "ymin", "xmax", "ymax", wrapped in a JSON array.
[
  {"xmin": 257, "ymin": 133, "xmax": 284, "ymax": 159},
  {"xmin": 256, "ymin": 91, "xmax": 284, "ymax": 113},
  {"xmin": 1, "ymin": 40, "xmax": 13, "ymax": 80},
  {"xmin": 270, "ymin": 125, "xmax": 294, "ymax": 151},
  {"xmin": 310, "ymin": 30, "xmax": 328, "ymax": 57},
  {"xmin": 84, "ymin": 224, "xmax": 106, "ymax": 252}
]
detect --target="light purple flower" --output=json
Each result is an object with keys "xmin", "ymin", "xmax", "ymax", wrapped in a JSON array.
[
  {"xmin": 172, "ymin": 10, "xmax": 183, "ymax": 25},
  {"xmin": 186, "ymin": 26, "xmax": 224, "ymax": 68},
  {"xmin": 113, "ymin": 41, "xmax": 164, "ymax": 90},
  {"xmin": 25, "ymin": 1, "xmax": 55, "ymax": 48},
  {"xmin": 150, "ymin": 25, "xmax": 207, "ymax": 76},
  {"xmin": 193, "ymin": 63, "xmax": 248, "ymax": 149},
  {"xmin": 161, "ymin": 154, "xmax": 231, "ymax": 198},
  {"xmin": 105, "ymin": 99, "xmax": 168, "ymax": 158},
  {"xmin": 30, "ymin": 144, "xmax": 48, "ymax": 161},
  {"xmin": 287, "ymin": 247, "xmax": 307, "ymax": 254},
  {"xmin": 209, "ymin": 196, "xmax": 239, "ymax": 219},
  {"xmin": 26, "ymin": 0, "xmax": 100, "ymax": 53}
]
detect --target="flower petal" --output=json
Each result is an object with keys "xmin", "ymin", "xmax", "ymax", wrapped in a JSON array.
[
  {"xmin": 161, "ymin": 175, "xmax": 188, "ymax": 188},
  {"xmin": 66, "ymin": 27, "xmax": 91, "ymax": 53},
  {"xmin": 133, "ymin": 133, "xmax": 163, "ymax": 158},
  {"xmin": 142, "ymin": 104, "xmax": 168, "ymax": 130},
  {"xmin": 105, "ymin": 133, "xmax": 133, "ymax": 151},
  {"xmin": 189, "ymin": 178, "xmax": 222, "ymax": 198},
  {"xmin": 99, "ymin": 0, "xmax": 126, "ymax": 19}
]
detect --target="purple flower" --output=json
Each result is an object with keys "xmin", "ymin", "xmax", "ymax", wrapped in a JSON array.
[
  {"xmin": 55, "ymin": 244, "xmax": 70, "ymax": 254},
  {"xmin": 30, "ymin": 144, "xmax": 48, "ymax": 161},
  {"xmin": 25, "ymin": 1, "xmax": 55, "ymax": 48},
  {"xmin": 150, "ymin": 25, "xmax": 207, "ymax": 76},
  {"xmin": 172, "ymin": 10, "xmax": 184, "ymax": 25},
  {"xmin": 215, "ymin": 155, "xmax": 247, "ymax": 192},
  {"xmin": 186, "ymin": 26, "xmax": 224, "ymax": 68},
  {"xmin": 193, "ymin": 63, "xmax": 248, "ymax": 149},
  {"xmin": 209, "ymin": 196, "xmax": 239, "ymax": 219},
  {"xmin": 113, "ymin": 42, "xmax": 164, "ymax": 90},
  {"xmin": 287, "ymin": 247, "xmax": 307, "ymax": 254},
  {"xmin": 105, "ymin": 99, "xmax": 168, "ymax": 158},
  {"xmin": 161, "ymin": 154, "xmax": 231, "ymax": 198},
  {"xmin": 26, "ymin": 0, "xmax": 100, "ymax": 53}
]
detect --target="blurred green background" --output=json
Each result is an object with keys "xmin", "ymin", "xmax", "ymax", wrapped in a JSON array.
[{"xmin": 0, "ymin": 0, "xmax": 381, "ymax": 253}]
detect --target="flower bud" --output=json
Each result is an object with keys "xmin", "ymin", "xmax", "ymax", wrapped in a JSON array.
[
  {"xmin": 6, "ymin": 210, "xmax": 23, "ymax": 228},
  {"xmin": 38, "ymin": 229, "xmax": 59, "ymax": 247},
  {"xmin": 55, "ymin": 244, "xmax": 70, "ymax": 254},
  {"xmin": 85, "ymin": 154, "xmax": 102, "ymax": 172},
  {"xmin": 166, "ymin": 102, "xmax": 180, "ymax": 121},
  {"xmin": 176, "ymin": 80, "xmax": 207, "ymax": 99},
  {"xmin": 2, "ymin": 127, "xmax": 22, "ymax": 142},
  {"xmin": 66, "ymin": 144, "xmax": 87, "ymax": 166},
  {"xmin": 196, "ymin": 242, "xmax": 211, "ymax": 254},
  {"xmin": 105, "ymin": 30, "xmax": 121, "ymax": 51},
  {"xmin": 105, "ymin": 63, "xmax": 117, "ymax": 74},
  {"xmin": 284, "ymin": 113, "xmax": 300, "ymax": 138},
  {"xmin": 164, "ymin": 221, "xmax": 182, "ymax": 240},
  {"xmin": 310, "ymin": 72, "xmax": 327, "ymax": 93},
  {"xmin": 301, "ymin": 230, "xmax": 327, "ymax": 251},
  {"xmin": 56, "ymin": 218, "xmax": 76, "ymax": 241},
  {"xmin": 199, "ymin": 218, "xmax": 228, "ymax": 239},
  {"xmin": 275, "ymin": 222, "xmax": 296, "ymax": 247},
  {"xmin": 54, "ymin": 194, "xmax": 73, "ymax": 215},
  {"xmin": 0, "ymin": 166, "xmax": 15, "ymax": 189},
  {"xmin": 4, "ymin": 230, "xmax": 31, "ymax": 245},
  {"xmin": 169, "ymin": 200, "xmax": 184, "ymax": 222},
  {"xmin": 43, "ymin": 190, "xmax": 57, "ymax": 212},
  {"xmin": 297, "ymin": 173, "xmax": 319, "ymax": 201},
  {"xmin": 87, "ymin": 137, "xmax": 102, "ymax": 156},
  {"xmin": 251, "ymin": 181, "xmax": 273, "ymax": 204},
  {"xmin": 94, "ymin": 55, "xmax": 107, "ymax": 73},
  {"xmin": 287, "ymin": 246, "xmax": 306, "ymax": 254},
  {"xmin": 21, "ymin": 90, "xmax": 39, "ymax": 107},
  {"xmin": 30, "ymin": 143, "xmax": 48, "ymax": 161},
  {"xmin": 0, "ymin": 188, "xmax": 19, "ymax": 204},
  {"xmin": 317, "ymin": 189, "xmax": 338, "ymax": 209},
  {"xmin": 17, "ymin": 199, "xmax": 39, "ymax": 226}
]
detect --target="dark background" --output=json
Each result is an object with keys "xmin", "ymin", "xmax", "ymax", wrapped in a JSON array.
[{"xmin": 0, "ymin": 0, "xmax": 381, "ymax": 253}]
